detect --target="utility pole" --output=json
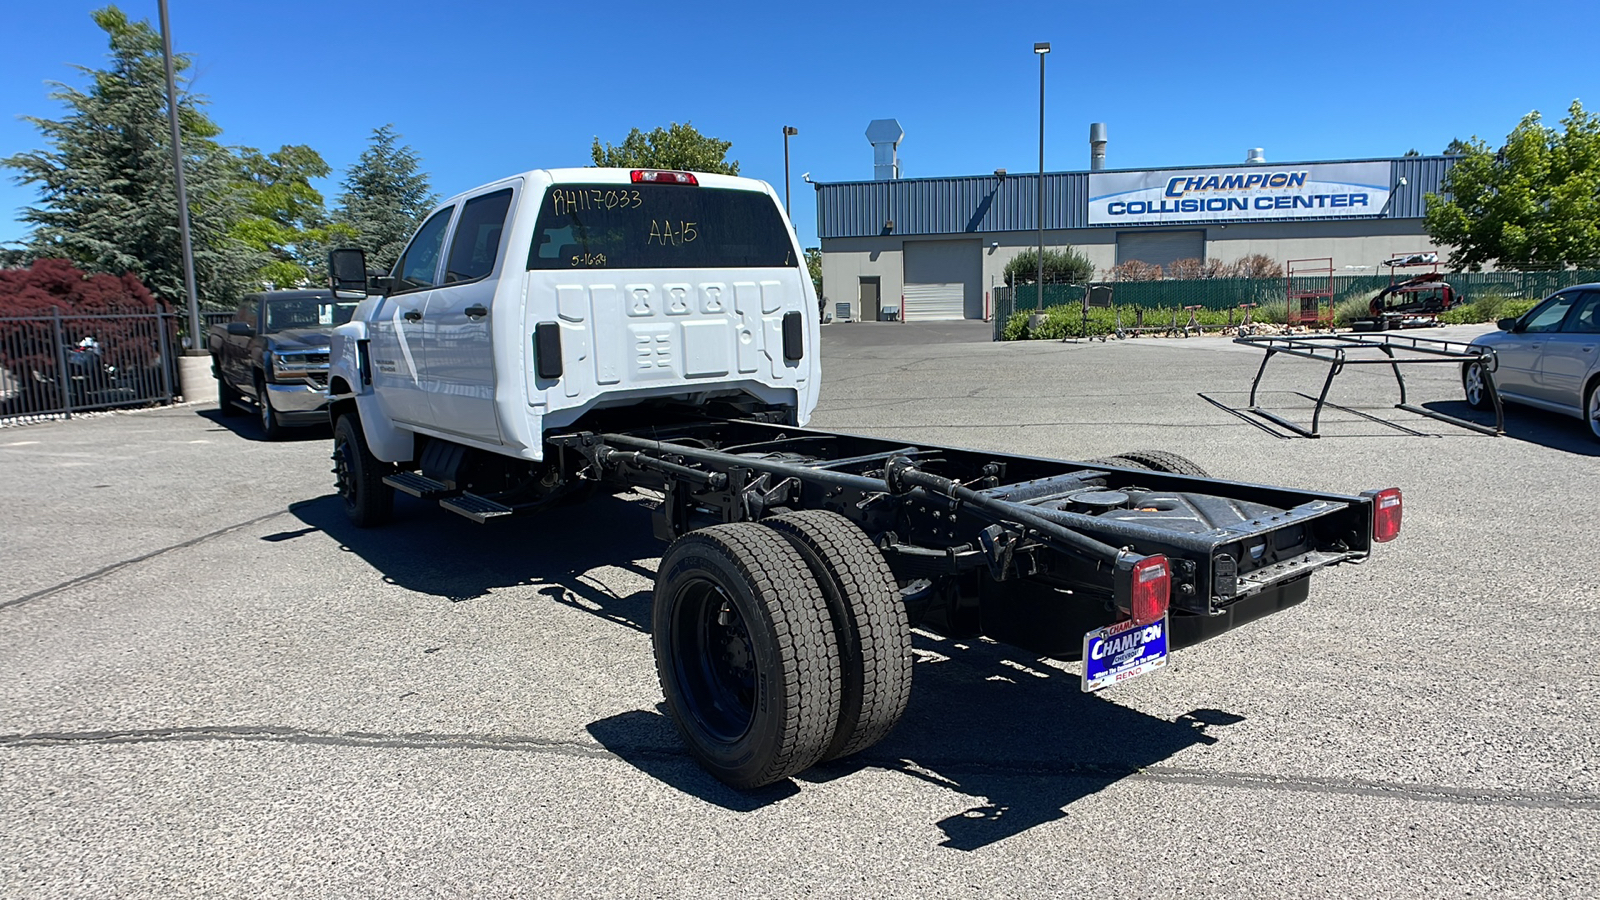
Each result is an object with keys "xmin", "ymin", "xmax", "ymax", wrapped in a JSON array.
[
  {"xmin": 782, "ymin": 126, "xmax": 799, "ymax": 215},
  {"xmin": 157, "ymin": 0, "xmax": 202, "ymax": 355},
  {"xmin": 1034, "ymin": 42, "xmax": 1050, "ymax": 311}
]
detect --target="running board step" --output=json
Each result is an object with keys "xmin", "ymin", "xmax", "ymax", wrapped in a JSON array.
[
  {"xmin": 440, "ymin": 493, "xmax": 514, "ymax": 523},
  {"xmin": 383, "ymin": 471, "xmax": 458, "ymax": 499}
]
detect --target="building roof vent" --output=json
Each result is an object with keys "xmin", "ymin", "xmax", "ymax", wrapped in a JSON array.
[
  {"xmin": 866, "ymin": 119, "xmax": 903, "ymax": 180},
  {"xmin": 1246, "ymin": 148, "xmax": 1266, "ymax": 164},
  {"xmin": 1089, "ymin": 122, "xmax": 1108, "ymax": 171}
]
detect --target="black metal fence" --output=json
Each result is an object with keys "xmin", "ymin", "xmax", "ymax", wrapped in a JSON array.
[{"xmin": 0, "ymin": 308, "xmax": 182, "ymax": 426}]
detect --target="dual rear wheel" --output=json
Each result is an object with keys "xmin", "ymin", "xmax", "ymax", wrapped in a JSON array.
[{"xmin": 652, "ymin": 511, "xmax": 912, "ymax": 789}]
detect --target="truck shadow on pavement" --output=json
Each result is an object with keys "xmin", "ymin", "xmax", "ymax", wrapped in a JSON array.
[{"xmin": 292, "ymin": 491, "xmax": 1246, "ymax": 851}]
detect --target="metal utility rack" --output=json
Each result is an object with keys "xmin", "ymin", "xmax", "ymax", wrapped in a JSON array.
[
  {"xmin": 1234, "ymin": 332, "xmax": 1504, "ymax": 438},
  {"xmin": 1286, "ymin": 258, "xmax": 1335, "ymax": 329}
]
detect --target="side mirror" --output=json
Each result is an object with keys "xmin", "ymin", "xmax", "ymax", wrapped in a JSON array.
[
  {"xmin": 329, "ymin": 248, "xmax": 369, "ymax": 297},
  {"xmin": 226, "ymin": 321, "xmax": 255, "ymax": 337},
  {"xmin": 1496, "ymin": 317, "xmax": 1518, "ymax": 332}
]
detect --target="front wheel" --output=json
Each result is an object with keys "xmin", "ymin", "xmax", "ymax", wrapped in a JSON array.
[
  {"xmin": 653, "ymin": 524, "xmax": 841, "ymax": 789},
  {"xmin": 333, "ymin": 414, "xmax": 394, "ymax": 527},
  {"xmin": 1463, "ymin": 361, "xmax": 1493, "ymax": 411},
  {"xmin": 255, "ymin": 374, "xmax": 284, "ymax": 440}
]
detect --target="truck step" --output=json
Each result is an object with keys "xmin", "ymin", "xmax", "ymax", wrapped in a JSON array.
[
  {"xmin": 440, "ymin": 492, "xmax": 515, "ymax": 523},
  {"xmin": 383, "ymin": 471, "xmax": 458, "ymax": 499}
]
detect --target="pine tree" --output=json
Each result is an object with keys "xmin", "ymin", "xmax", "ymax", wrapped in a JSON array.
[
  {"xmin": 1, "ymin": 6, "xmax": 259, "ymax": 308},
  {"xmin": 333, "ymin": 125, "xmax": 436, "ymax": 272}
]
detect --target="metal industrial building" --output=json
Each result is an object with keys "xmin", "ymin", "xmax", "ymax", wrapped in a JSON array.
[{"xmin": 812, "ymin": 122, "xmax": 1459, "ymax": 322}]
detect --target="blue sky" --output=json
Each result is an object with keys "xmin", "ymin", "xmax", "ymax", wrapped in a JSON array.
[{"xmin": 3, "ymin": 0, "xmax": 1598, "ymax": 253}]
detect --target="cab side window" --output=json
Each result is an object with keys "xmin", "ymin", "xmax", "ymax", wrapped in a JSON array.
[
  {"xmin": 445, "ymin": 189, "xmax": 514, "ymax": 284},
  {"xmin": 392, "ymin": 207, "xmax": 455, "ymax": 293},
  {"xmin": 1522, "ymin": 293, "xmax": 1578, "ymax": 334}
]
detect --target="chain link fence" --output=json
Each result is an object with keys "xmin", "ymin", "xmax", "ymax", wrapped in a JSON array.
[{"xmin": 993, "ymin": 270, "xmax": 1600, "ymax": 340}]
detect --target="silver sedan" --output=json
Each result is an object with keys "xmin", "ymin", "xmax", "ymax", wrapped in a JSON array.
[{"xmin": 1464, "ymin": 284, "xmax": 1600, "ymax": 441}]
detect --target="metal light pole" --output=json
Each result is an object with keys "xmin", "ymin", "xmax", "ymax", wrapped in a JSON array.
[
  {"xmin": 157, "ymin": 0, "xmax": 202, "ymax": 353},
  {"xmin": 782, "ymin": 126, "xmax": 799, "ymax": 215},
  {"xmin": 1034, "ymin": 42, "xmax": 1050, "ymax": 311}
]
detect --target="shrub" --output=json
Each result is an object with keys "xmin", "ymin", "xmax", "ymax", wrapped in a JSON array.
[
  {"xmin": 0, "ymin": 259, "xmax": 169, "ymax": 401},
  {"xmin": 1004, "ymin": 246, "xmax": 1095, "ymax": 286},
  {"xmin": 1001, "ymin": 311, "xmax": 1030, "ymax": 341}
]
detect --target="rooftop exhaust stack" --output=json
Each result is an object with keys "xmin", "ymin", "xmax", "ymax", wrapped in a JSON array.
[
  {"xmin": 1246, "ymin": 148, "xmax": 1266, "ymax": 164},
  {"xmin": 866, "ymin": 119, "xmax": 903, "ymax": 180},
  {"xmin": 1089, "ymin": 122, "xmax": 1107, "ymax": 171}
]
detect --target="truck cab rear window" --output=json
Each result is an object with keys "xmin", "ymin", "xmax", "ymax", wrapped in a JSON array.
[{"xmin": 528, "ymin": 184, "xmax": 795, "ymax": 270}]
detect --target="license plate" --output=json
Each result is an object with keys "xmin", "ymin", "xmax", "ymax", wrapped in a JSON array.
[{"xmin": 1081, "ymin": 615, "xmax": 1169, "ymax": 692}]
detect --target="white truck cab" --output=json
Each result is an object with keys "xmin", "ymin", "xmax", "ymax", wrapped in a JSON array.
[{"xmin": 328, "ymin": 168, "xmax": 820, "ymax": 466}]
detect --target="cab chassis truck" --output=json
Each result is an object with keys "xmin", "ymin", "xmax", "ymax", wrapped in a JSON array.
[{"xmin": 324, "ymin": 168, "xmax": 1402, "ymax": 789}]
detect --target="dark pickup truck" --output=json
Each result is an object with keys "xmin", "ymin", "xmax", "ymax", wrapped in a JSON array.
[{"xmin": 208, "ymin": 289, "xmax": 356, "ymax": 438}]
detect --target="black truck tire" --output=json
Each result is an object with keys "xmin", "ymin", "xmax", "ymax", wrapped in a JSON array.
[
  {"xmin": 1103, "ymin": 450, "xmax": 1209, "ymax": 477},
  {"xmin": 653, "ymin": 523, "xmax": 841, "ymax": 789},
  {"xmin": 216, "ymin": 371, "xmax": 243, "ymax": 416},
  {"xmin": 764, "ymin": 510, "xmax": 912, "ymax": 761},
  {"xmin": 255, "ymin": 372, "xmax": 284, "ymax": 440},
  {"xmin": 333, "ymin": 414, "xmax": 394, "ymax": 528}
]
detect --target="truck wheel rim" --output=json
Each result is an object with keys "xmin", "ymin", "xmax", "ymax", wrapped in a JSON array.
[
  {"xmin": 333, "ymin": 437, "xmax": 356, "ymax": 507},
  {"xmin": 671, "ymin": 579, "xmax": 755, "ymax": 743}
]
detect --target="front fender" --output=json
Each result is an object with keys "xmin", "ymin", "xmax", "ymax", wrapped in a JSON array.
[{"xmin": 328, "ymin": 319, "xmax": 415, "ymax": 463}]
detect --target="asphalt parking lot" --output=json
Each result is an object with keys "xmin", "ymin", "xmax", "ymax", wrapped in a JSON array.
[{"xmin": 3, "ymin": 322, "xmax": 1597, "ymax": 898}]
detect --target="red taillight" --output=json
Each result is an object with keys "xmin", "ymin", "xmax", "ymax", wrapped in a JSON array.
[
  {"xmin": 1371, "ymin": 487, "xmax": 1403, "ymax": 543},
  {"xmin": 630, "ymin": 169, "xmax": 698, "ymax": 185},
  {"xmin": 1130, "ymin": 555, "xmax": 1170, "ymax": 626}
]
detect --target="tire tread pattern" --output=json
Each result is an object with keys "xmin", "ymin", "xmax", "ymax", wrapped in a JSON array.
[
  {"xmin": 765, "ymin": 510, "xmax": 912, "ymax": 760},
  {"xmin": 1105, "ymin": 449, "xmax": 1209, "ymax": 477},
  {"xmin": 655, "ymin": 524, "xmax": 841, "ymax": 788}
]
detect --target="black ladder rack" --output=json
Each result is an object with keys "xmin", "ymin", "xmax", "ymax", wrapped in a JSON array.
[{"xmin": 1233, "ymin": 332, "xmax": 1504, "ymax": 438}]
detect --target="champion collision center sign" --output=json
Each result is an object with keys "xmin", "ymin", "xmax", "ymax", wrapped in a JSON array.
[{"xmin": 1088, "ymin": 161, "xmax": 1392, "ymax": 226}]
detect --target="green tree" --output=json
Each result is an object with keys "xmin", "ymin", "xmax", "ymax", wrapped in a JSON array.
[
  {"xmin": 2, "ymin": 6, "xmax": 259, "ymax": 307},
  {"xmin": 232, "ymin": 144, "xmax": 353, "ymax": 288},
  {"xmin": 804, "ymin": 247, "xmax": 822, "ymax": 299},
  {"xmin": 333, "ymin": 125, "xmax": 436, "ymax": 272},
  {"xmin": 1003, "ymin": 246, "xmax": 1095, "ymax": 286},
  {"xmin": 1425, "ymin": 101, "xmax": 1600, "ymax": 270},
  {"xmin": 590, "ymin": 122, "xmax": 739, "ymax": 175}
]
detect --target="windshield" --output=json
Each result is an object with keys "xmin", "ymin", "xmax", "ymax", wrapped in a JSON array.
[
  {"xmin": 528, "ymin": 184, "xmax": 796, "ymax": 270},
  {"xmin": 262, "ymin": 298, "xmax": 358, "ymax": 333}
]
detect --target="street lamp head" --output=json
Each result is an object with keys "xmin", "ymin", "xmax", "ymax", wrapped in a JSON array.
[
  {"xmin": 783, "ymin": 126, "xmax": 799, "ymax": 136},
  {"xmin": 1034, "ymin": 42, "xmax": 1051, "ymax": 54}
]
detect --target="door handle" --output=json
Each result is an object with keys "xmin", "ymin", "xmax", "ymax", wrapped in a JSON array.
[
  {"xmin": 403, "ymin": 310, "xmax": 422, "ymax": 322},
  {"xmin": 465, "ymin": 304, "xmax": 489, "ymax": 319}
]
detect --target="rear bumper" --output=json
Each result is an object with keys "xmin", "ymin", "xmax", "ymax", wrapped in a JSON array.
[{"xmin": 1169, "ymin": 574, "xmax": 1311, "ymax": 651}]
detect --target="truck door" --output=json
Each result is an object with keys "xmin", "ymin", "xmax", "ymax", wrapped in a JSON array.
[
  {"xmin": 1538, "ymin": 290, "xmax": 1600, "ymax": 409},
  {"xmin": 420, "ymin": 187, "xmax": 513, "ymax": 444},
  {"xmin": 368, "ymin": 206, "xmax": 453, "ymax": 427},
  {"xmin": 228, "ymin": 295, "xmax": 260, "ymax": 393}
]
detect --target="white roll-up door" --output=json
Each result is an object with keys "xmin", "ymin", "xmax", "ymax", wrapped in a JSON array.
[
  {"xmin": 1116, "ymin": 230, "xmax": 1205, "ymax": 269},
  {"xmin": 903, "ymin": 239, "xmax": 981, "ymax": 320},
  {"xmin": 902, "ymin": 283, "xmax": 966, "ymax": 321}
]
